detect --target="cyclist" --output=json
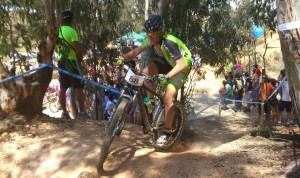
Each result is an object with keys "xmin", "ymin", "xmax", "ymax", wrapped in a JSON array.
[{"xmin": 117, "ymin": 15, "xmax": 192, "ymax": 147}]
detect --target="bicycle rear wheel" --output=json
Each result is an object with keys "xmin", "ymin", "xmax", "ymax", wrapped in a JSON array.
[
  {"xmin": 153, "ymin": 100, "xmax": 185, "ymax": 151},
  {"xmin": 96, "ymin": 98, "xmax": 130, "ymax": 172}
]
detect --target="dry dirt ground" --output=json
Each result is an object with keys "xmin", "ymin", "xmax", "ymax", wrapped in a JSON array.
[{"xmin": 0, "ymin": 67, "xmax": 300, "ymax": 178}]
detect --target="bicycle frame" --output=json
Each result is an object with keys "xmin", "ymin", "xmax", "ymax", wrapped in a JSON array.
[{"xmin": 111, "ymin": 70, "xmax": 165, "ymax": 134}]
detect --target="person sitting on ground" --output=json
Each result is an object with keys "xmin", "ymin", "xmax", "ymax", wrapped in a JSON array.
[{"xmin": 219, "ymin": 80, "xmax": 232, "ymax": 110}]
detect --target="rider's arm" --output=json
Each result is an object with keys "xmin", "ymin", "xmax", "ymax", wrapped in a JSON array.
[
  {"xmin": 123, "ymin": 46, "xmax": 145, "ymax": 62},
  {"xmin": 166, "ymin": 58, "xmax": 186, "ymax": 78},
  {"xmin": 163, "ymin": 39, "xmax": 188, "ymax": 79}
]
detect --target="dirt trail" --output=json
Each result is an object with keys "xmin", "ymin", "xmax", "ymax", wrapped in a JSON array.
[{"xmin": 0, "ymin": 67, "xmax": 299, "ymax": 178}]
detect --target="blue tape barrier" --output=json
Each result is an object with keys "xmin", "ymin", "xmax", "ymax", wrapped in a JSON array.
[
  {"xmin": 225, "ymin": 75, "xmax": 287, "ymax": 105},
  {"xmin": 225, "ymin": 98, "xmax": 264, "ymax": 105},
  {"xmin": 41, "ymin": 63, "xmax": 121, "ymax": 95},
  {"xmin": 0, "ymin": 65, "xmax": 48, "ymax": 84},
  {"xmin": 0, "ymin": 63, "xmax": 121, "ymax": 95}
]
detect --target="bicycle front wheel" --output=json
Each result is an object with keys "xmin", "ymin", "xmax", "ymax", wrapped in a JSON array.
[
  {"xmin": 96, "ymin": 98, "xmax": 130, "ymax": 172},
  {"xmin": 153, "ymin": 100, "xmax": 186, "ymax": 151}
]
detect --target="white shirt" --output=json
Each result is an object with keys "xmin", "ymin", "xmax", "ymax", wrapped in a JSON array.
[
  {"xmin": 105, "ymin": 100, "xmax": 115, "ymax": 117},
  {"xmin": 281, "ymin": 80, "xmax": 291, "ymax": 101}
]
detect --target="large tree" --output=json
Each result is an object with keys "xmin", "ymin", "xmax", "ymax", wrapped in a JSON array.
[
  {"xmin": 0, "ymin": 0, "xmax": 128, "ymax": 120},
  {"xmin": 276, "ymin": 0, "xmax": 300, "ymax": 126}
]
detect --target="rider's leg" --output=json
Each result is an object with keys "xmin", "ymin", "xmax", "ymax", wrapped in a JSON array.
[
  {"xmin": 163, "ymin": 73, "xmax": 185, "ymax": 130},
  {"xmin": 164, "ymin": 87, "xmax": 177, "ymax": 130}
]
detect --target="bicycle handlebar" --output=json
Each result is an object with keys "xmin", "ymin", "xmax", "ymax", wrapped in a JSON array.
[{"xmin": 115, "ymin": 58, "xmax": 160, "ymax": 83}]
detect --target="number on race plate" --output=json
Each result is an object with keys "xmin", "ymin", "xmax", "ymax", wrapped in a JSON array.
[{"xmin": 125, "ymin": 69, "xmax": 145, "ymax": 86}]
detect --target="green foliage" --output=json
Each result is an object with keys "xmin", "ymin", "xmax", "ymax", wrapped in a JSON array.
[
  {"xmin": 0, "ymin": 0, "xmax": 277, "ymax": 74},
  {"xmin": 250, "ymin": 0, "xmax": 277, "ymax": 32}
]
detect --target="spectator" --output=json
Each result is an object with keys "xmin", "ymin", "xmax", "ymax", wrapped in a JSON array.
[
  {"xmin": 243, "ymin": 72, "xmax": 253, "ymax": 112},
  {"xmin": 128, "ymin": 100, "xmax": 143, "ymax": 126},
  {"xmin": 56, "ymin": 10, "xmax": 86, "ymax": 119},
  {"xmin": 225, "ymin": 74, "xmax": 233, "ymax": 88},
  {"xmin": 102, "ymin": 91, "xmax": 109, "ymax": 112},
  {"xmin": 255, "ymin": 77, "xmax": 274, "ymax": 123},
  {"xmin": 233, "ymin": 61, "xmax": 242, "ymax": 78},
  {"xmin": 105, "ymin": 94, "xmax": 115, "ymax": 121},
  {"xmin": 251, "ymin": 71, "xmax": 260, "ymax": 107},
  {"xmin": 277, "ymin": 70, "xmax": 292, "ymax": 126},
  {"xmin": 253, "ymin": 64, "xmax": 261, "ymax": 76},
  {"xmin": 219, "ymin": 80, "xmax": 232, "ymax": 110},
  {"xmin": 268, "ymin": 78, "xmax": 279, "ymax": 125},
  {"xmin": 232, "ymin": 73, "xmax": 243, "ymax": 112},
  {"xmin": 227, "ymin": 62, "xmax": 233, "ymax": 77}
]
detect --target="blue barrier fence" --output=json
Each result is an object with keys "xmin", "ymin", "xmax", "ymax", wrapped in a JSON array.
[
  {"xmin": 0, "ymin": 63, "xmax": 287, "ymax": 106},
  {"xmin": 0, "ymin": 65, "xmax": 48, "ymax": 84},
  {"xmin": 0, "ymin": 63, "xmax": 120, "ymax": 95},
  {"xmin": 41, "ymin": 63, "xmax": 121, "ymax": 95}
]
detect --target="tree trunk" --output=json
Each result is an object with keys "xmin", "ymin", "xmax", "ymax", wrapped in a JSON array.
[
  {"xmin": 145, "ymin": 0, "xmax": 149, "ymax": 20},
  {"xmin": 276, "ymin": 0, "xmax": 300, "ymax": 125},
  {"xmin": 0, "ymin": 0, "xmax": 57, "ymax": 121},
  {"xmin": 157, "ymin": 0, "xmax": 169, "ymax": 17}
]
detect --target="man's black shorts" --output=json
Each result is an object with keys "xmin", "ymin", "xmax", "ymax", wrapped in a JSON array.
[
  {"xmin": 58, "ymin": 59, "xmax": 84, "ymax": 89},
  {"xmin": 278, "ymin": 100, "xmax": 292, "ymax": 112}
]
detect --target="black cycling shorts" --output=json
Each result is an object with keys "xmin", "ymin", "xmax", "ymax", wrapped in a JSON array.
[{"xmin": 153, "ymin": 59, "xmax": 172, "ymax": 74}]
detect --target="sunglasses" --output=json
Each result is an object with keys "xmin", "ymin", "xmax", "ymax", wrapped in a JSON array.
[{"xmin": 147, "ymin": 32, "xmax": 159, "ymax": 38}]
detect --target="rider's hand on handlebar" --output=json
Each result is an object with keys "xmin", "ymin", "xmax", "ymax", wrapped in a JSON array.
[{"xmin": 155, "ymin": 74, "xmax": 169, "ymax": 86}]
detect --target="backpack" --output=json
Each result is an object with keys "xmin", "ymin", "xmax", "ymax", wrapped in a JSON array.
[{"xmin": 236, "ymin": 79, "xmax": 243, "ymax": 92}]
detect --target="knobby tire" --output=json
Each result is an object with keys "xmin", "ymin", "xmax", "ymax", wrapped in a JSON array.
[{"xmin": 96, "ymin": 98, "xmax": 130, "ymax": 172}]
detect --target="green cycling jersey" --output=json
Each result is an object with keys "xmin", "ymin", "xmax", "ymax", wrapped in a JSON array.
[{"xmin": 141, "ymin": 33, "xmax": 192, "ymax": 76}]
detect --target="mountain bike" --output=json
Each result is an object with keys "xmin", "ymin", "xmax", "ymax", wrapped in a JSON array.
[{"xmin": 96, "ymin": 62, "xmax": 186, "ymax": 172}]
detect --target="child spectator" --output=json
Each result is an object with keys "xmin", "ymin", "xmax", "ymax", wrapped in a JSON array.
[
  {"xmin": 105, "ymin": 93, "xmax": 115, "ymax": 121},
  {"xmin": 219, "ymin": 80, "xmax": 233, "ymax": 110},
  {"xmin": 102, "ymin": 91, "xmax": 109, "ymax": 110}
]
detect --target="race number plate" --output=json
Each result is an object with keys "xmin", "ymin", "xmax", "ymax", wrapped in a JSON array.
[{"xmin": 125, "ymin": 69, "xmax": 145, "ymax": 86}]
